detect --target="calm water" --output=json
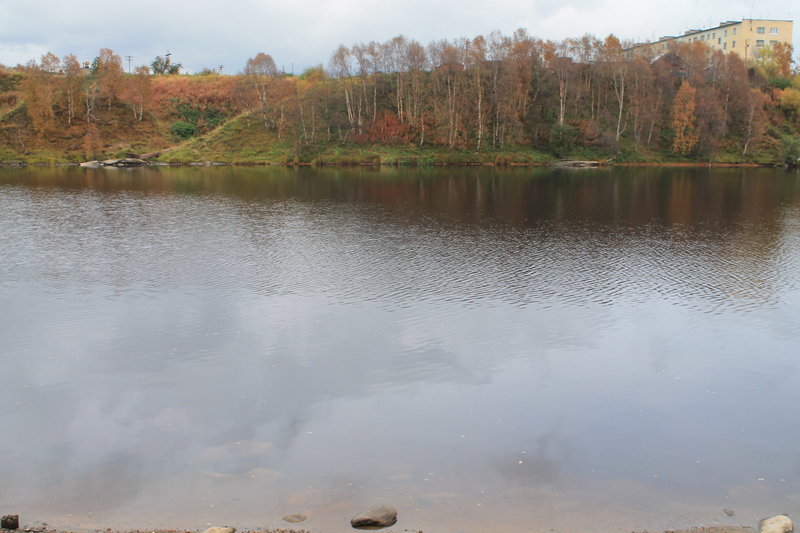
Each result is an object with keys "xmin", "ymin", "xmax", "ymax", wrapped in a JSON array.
[{"xmin": 1, "ymin": 166, "xmax": 800, "ymax": 533}]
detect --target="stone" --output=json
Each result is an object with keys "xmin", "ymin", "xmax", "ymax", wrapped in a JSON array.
[
  {"xmin": 760, "ymin": 515, "xmax": 793, "ymax": 533},
  {"xmin": 282, "ymin": 514, "xmax": 307, "ymax": 523},
  {"xmin": 79, "ymin": 161, "xmax": 103, "ymax": 167},
  {"xmin": 94, "ymin": 158, "xmax": 147, "ymax": 167},
  {"xmin": 202, "ymin": 527, "xmax": 235, "ymax": 533},
  {"xmin": 350, "ymin": 504, "xmax": 397, "ymax": 529},
  {"xmin": 724, "ymin": 508, "xmax": 735, "ymax": 517},
  {"xmin": 115, "ymin": 158, "xmax": 147, "ymax": 167},
  {"xmin": 1, "ymin": 515, "xmax": 19, "ymax": 530}
]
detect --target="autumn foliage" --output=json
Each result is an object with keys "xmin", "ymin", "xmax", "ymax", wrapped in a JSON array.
[
  {"xmin": 671, "ymin": 81, "xmax": 698, "ymax": 154},
  {"xmin": 1, "ymin": 35, "xmax": 799, "ymax": 162}
]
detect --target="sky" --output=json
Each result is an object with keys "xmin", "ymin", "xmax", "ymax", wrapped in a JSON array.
[{"xmin": 0, "ymin": 0, "xmax": 797, "ymax": 74}]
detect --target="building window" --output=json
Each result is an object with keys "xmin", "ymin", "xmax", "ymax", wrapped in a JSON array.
[
  {"xmin": 770, "ymin": 40, "xmax": 778, "ymax": 45},
  {"xmin": 770, "ymin": 27, "xmax": 778, "ymax": 34},
  {"xmin": 723, "ymin": 42, "xmax": 727, "ymax": 49},
  {"xmin": 757, "ymin": 27, "xmax": 765, "ymax": 34},
  {"xmin": 718, "ymin": 38, "xmax": 722, "ymax": 44},
  {"xmin": 733, "ymin": 27, "xmax": 737, "ymax": 35},
  {"xmin": 756, "ymin": 39, "xmax": 765, "ymax": 46},
  {"xmin": 724, "ymin": 29, "xmax": 728, "ymax": 36},
  {"xmin": 732, "ymin": 40, "xmax": 736, "ymax": 48}
]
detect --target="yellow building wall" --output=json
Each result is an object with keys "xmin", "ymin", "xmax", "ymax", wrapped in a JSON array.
[{"xmin": 627, "ymin": 19, "xmax": 793, "ymax": 60}]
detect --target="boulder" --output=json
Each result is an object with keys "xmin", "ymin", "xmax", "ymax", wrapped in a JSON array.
[
  {"xmin": 1, "ymin": 515, "xmax": 19, "ymax": 530},
  {"xmin": 202, "ymin": 527, "xmax": 235, "ymax": 533},
  {"xmin": 350, "ymin": 504, "xmax": 397, "ymax": 529},
  {"xmin": 115, "ymin": 158, "xmax": 147, "ymax": 167},
  {"xmin": 79, "ymin": 161, "xmax": 103, "ymax": 167},
  {"xmin": 760, "ymin": 515, "xmax": 793, "ymax": 533},
  {"xmin": 97, "ymin": 158, "xmax": 147, "ymax": 167},
  {"xmin": 282, "ymin": 514, "xmax": 307, "ymax": 523}
]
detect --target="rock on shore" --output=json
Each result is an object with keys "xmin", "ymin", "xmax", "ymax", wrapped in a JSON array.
[
  {"xmin": 202, "ymin": 526, "xmax": 235, "ymax": 533},
  {"xmin": 350, "ymin": 504, "xmax": 397, "ymax": 529},
  {"xmin": 80, "ymin": 158, "xmax": 147, "ymax": 168},
  {"xmin": 1, "ymin": 515, "xmax": 19, "ymax": 530},
  {"xmin": 760, "ymin": 515, "xmax": 793, "ymax": 533}
]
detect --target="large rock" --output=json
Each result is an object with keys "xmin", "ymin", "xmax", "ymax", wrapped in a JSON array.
[
  {"xmin": 114, "ymin": 158, "xmax": 147, "ymax": 167},
  {"xmin": 99, "ymin": 158, "xmax": 147, "ymax": 167},
  {"xmin": 202, "ymin": 527, "xmax": 235, "ymax": 533},
  {"xmin": 1, "ymin": 515, "xmax": 19, "ymax": 530},
  {"xmin": 760, "ymin": 515, "xmax": 793, "ymax": 533},
  {"xmin": 350, "ymin": 504, "xmax": 397, "ymax": 529}
]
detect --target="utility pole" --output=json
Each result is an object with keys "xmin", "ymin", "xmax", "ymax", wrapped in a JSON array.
[
  {"xmin": 125, "ymin": 55, "xmax": 133, "ymax": 74},
  {"xmin": 218, "ymin": 65, "xmax": 224, "ymax": 74}
]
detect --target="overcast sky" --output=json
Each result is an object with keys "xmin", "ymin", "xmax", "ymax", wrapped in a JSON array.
[{"xmin": 0, "ymin": 0, "xmax": 796, "ymax": 74}]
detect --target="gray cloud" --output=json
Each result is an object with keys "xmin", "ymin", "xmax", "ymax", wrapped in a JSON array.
[{"xmin": 1, "ymin": 0, "xmax": 797, "ymax": 72}]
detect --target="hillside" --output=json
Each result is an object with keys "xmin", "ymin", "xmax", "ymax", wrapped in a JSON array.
[{"xmin": 1, "ymin": 37, "xmax": 800, "ymax": 166}]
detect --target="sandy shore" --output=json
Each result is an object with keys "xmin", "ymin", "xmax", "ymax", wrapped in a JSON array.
[{"xmin": 0, "ymin": 525, "xmax": 759, "ymax": 533}]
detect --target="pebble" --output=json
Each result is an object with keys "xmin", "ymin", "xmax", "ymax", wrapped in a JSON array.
[
  {"xmin": 760, "ymin": 515, "xmax": 793, "ymax": 533},
  {"xmin": 282, "ymin": 514, "xmax": 308, "ymax": 523},
  {"xmin": 1, "ymin": 515, "xmax": 19, "ymax": 530},
  {"xmin": 202, "ymin": 527, "xmax": 235, "ymax": 533},
  {"xmin": 351, "ymin": 504, "xmax": 398, "ymax": 529}
]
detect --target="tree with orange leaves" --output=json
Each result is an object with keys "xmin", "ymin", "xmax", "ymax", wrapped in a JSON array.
[
  {"xmin": 671, "ymin": 80, "xmax": 698, "ymax": 154},
  {"xmin": 119, "ymin": 65, "xmax": 152, "ymax": 121},
  {"xmin": 93, "ymin": 48, "xmax": 124, "ymax": 110},
  {"xmin": 771, "ymin": 43, "xmax": 793, "ymax": 78}
]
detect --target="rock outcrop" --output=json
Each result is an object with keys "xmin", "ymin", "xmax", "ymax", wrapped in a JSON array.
[{"xmin": 80, "ymin": 158, "xmax": 148, "ymax": 167}]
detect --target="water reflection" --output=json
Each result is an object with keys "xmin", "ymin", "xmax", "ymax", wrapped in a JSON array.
[{"xmin": 1, "ymin": 166, "xmax": 800, "ymax": 532}]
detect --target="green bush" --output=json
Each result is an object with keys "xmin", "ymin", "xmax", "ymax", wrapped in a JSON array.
[
  {"xmin": 549, "ymin": 124, "xmax": 579, "ymax": 158},
  {"xmin": 769, "ymin": 77, "xmax": 793, "ymax": 90},
  {"xmin": 170, "ymin": 121, "xmax": 197, "ymax": 140},
  {"xmin": 782, "ymin": 135, "xmax": 800, "ymax": 167}
]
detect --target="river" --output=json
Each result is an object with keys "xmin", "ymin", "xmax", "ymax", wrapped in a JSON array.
[{"xmin": 1, "ymin": 165, "xmax": 799, "ymax": 533}]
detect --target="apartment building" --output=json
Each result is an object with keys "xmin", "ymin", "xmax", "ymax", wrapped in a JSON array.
[{"xmin": 626, "ymin": 19, "xmax": 793, "ymax": 60}]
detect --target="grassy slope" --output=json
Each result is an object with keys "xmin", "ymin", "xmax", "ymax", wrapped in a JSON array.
[
  {"xmin": 158, "ymin": 114, "xmax": 555, "ymax": 165},
  {"xmin": 0, "ymin": 102, "xmax": 170, "ymax": 164},
  {"xmin": 137, "ymin": 111, "xmax": 799, "ymax": 166},
  {"xmin": 0, "ymin": 90, "xmax": 792, "ymax": 166}
]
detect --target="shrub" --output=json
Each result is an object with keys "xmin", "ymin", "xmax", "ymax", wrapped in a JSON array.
[
  {"xmin": 170, "ymin": 121, "xmax": 196, "ymax": 140},
  {"xmin": 782, "ymin": 135, "xmax": 800, "ymax": 167},
  {"xmin": 549, "ymin": 124, "xmax": 578, "ymax": 157}
]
